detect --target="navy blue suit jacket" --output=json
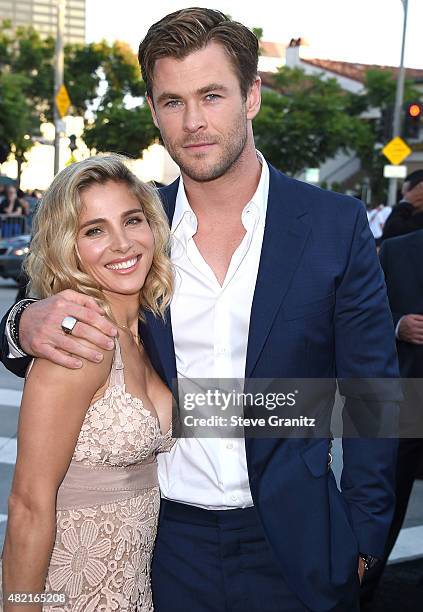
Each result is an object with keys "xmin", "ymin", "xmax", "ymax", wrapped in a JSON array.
[
  {"xmin": 380, "ymin": 230, "xmax": 423, "ymax": 378},
  {"xmin": 139, "ymin": 165, "xmax": 400, "ymax": 610},
  {"xmin": 0, "ymin": 164, "xmax": 399, "ymax": 610}
]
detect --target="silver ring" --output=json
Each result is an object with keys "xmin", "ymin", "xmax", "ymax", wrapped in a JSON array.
[{"xmin": 61, "ymin": 316, "xmax": 78, "ymax": 335}]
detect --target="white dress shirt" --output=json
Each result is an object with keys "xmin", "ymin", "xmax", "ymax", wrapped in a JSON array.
[
  {"xmin": 158, "ymin": 153, "xmax": 269, "ymax": 509},
  {"xmin": 5, "ymin": 153, "xmax": 270, "ymax": 509}
]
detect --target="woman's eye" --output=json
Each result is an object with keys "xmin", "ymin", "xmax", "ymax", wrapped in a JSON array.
[
  {"xmin": 126, "ymin": 216, "xmax": 143, "ymax": 226},
  {"xmin": 85, "ymin": 227, "xmax": 102, "ymax": 237}
]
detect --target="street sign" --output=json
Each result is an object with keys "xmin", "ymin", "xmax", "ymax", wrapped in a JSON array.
[
  {"xmin": 382, "ymin": 137, "xmax": 412, "ymax": 165},
  {"xmin": 65, "ymin": 153, "xmax": 77, "ymax": 166},
  {"xmin": 383, "ymin": 164, "xmax": 408, "ymax": 178},
  {"xmin": 55, "ymin": 84, "xmax": 71, "ymax": 118},
  {"xmin": 305, "ymin": 168, "xmax": 320, "ymax": 183}
]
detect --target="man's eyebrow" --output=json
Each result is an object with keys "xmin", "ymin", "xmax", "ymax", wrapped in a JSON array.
[
  {"xmin": 156, "ymin": 84, "xmax": 228, "ymax": 105},
  {"xmin": 79, "ymin": 208, "xmax": 142, "ymax": 230},
  {"xmin": 196, "ymin": 83, "xmax": 228, "ymax": 95}
]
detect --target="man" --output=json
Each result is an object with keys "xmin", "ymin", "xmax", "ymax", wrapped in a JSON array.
[
  {"xmin": 361, "ymin": 229, "xmax": 423, "ymax": 606},
  {"xmin": 381, "ymin": 169, "xmax": 423, "ymax": 241},
  {"xmin": 0, "ymin": 9, "xmax": 399, "ymax": 612}
]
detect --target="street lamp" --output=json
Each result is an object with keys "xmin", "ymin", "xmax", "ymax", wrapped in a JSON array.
[
  {"xmin": 54, "ymin": 0, "xmax": 65, "ymax": 175},
  {"xmin": 387, "ymin": 0, "xmax": 409, "ymax": 206}
]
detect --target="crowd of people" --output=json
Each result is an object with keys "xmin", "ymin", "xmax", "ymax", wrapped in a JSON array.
[
  {"xmin": 0, "ymin": 7, "xmax": 422, "ymax": 612},
  {"xmin": 0, "ymin": 185, "xmax": 42, "ymax": 237}
]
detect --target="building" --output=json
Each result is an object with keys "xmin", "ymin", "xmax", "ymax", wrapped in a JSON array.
[
  {"xmin": 0, "ymin": 0, "xmax": 85, "ymax": 44},
  {"xmin": 258, "ymin": 38, "xmax": 423, "ymax": 189}
]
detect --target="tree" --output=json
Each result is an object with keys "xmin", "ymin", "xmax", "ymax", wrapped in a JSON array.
[
  {"xmin": 350, "ymin": 69, "xmax": 421, "ymax": 203},
  {"xmin": 254, "ymin": 67, "xmax": 367, "ymax": 176},
  {"xmin": 82, "ymin": 41, "xmax": 159, "ymax": 156},
  {"xmin": 0, "ymin": 20, "xmax": 106, "ymax": 183},
  {"xmin": 0, "ymin": 72, "xmax": 40, "ymax": 187},
  {"xmin": 83, "ymin": 103, "xmax": 158, "ymax": 157}
]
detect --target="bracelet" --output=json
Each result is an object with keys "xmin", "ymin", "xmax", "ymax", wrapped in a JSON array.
[
  {"xmin": 359, "ymin": 554, "xmax": 379, "ymax": 571},
  {"xmin": 7, "ymin": 299, "xmax": 37, "ymax": 353}
]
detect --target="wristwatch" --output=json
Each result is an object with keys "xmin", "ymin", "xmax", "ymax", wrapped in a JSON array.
[{"xmin": 359, "ymin": 553, "xmax": 379, "ymax": 571}]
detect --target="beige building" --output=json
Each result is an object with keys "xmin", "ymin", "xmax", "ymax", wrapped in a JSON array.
[{"xmin": 0, "ymin": 0, "xmax": 85, "ymax": 44}]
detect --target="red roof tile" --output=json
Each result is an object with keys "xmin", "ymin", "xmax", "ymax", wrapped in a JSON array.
[{"xmin": 301, "ymin": 58, "xmax": 423, "ymax": 83}]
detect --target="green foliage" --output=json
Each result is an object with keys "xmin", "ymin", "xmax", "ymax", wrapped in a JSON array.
[
  {"xmin": 83, "ymin": 102, "xmax": 158, "ymax": 158},
  {"xmin": 0, "ymin": 20, "xmax": 152, "ymax": 178},
  {"xmin": 64, "ymin": 42, "xmax": 105, "ymax": 118},
  {"xmin": 352, "ymin": 69, "xmax": 421, "ymax": 202},
  {"xmin": 252, "ymin": 27, "xmax": 263, "ymax": 42},
  {"xmin": 254, "ymin": 67, "xmax": 367, "ymax": 176},
  {"xmin": 0, "ymin": 71, "xmax": 40, "ymax": 184}
]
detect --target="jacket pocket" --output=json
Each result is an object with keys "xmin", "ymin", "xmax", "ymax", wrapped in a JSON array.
[{"xmin": 301, "ymin": 440, "xmax": 331, "ymax": 477}]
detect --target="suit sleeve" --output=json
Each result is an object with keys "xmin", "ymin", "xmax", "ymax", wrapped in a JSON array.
[
  {"xmin": 335, "ymin": 204, "xmax": 400, "ymax": 558},
  {"xmin": 379, "ymin": 241, "xmax": 406, "ymax": 328},
  {"xmin": 0, "ymin": 305, "xmax": 32, "ymax": 378}
]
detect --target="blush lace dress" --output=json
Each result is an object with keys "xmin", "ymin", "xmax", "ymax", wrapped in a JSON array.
[{"xmin": 42, "ymin": 339, "xmax": 173, "ymax": 611}]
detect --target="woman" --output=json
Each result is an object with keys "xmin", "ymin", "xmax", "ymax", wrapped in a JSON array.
[
  {"xmin": 0, "ymin": 185, "xmax": 28, "ymax": 238},
  {"xmin": 2, "ymin": 155, "xmax": 174, "ymax": 611},
  {"xmin": 0, "ymin": 185, "xmax": 28, "ymax": 217}
]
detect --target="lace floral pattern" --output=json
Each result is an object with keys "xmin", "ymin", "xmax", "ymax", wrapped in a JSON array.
[
  {"xmin": 72, "ymin": 384, "xmax": 165, "ymax": 466},
  {"xmin": 42, "ymin": 341, "xmax": 173, "ymax": 611},
  {"xmin": 45, "ymin": 493, "xmax": 159, "ymax": 611}
]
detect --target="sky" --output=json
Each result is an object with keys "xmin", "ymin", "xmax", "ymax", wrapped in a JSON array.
[{"xmin": 86, "ymin": 0, "xmax": 423, "ymax": 69}]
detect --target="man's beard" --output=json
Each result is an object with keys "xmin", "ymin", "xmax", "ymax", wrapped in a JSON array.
[{"xmin": 162, "ymin": 112, "xmax": 248, "ymax": 183}]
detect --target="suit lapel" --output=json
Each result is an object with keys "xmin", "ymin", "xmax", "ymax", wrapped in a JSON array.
[
  {"xmin": 245, "ymin": 166, "xmax": 311, "ymax": 377},
  {"xmin": 148, "ymin": 171, "xmax": 311, "ymax": 382},
  {"xmin": 142, "ymin": 180, "xmax": 180, "ymax": 387},
  {"xmin": 144, "ymin": 310, "xmax": 176, "ymax": 388}
]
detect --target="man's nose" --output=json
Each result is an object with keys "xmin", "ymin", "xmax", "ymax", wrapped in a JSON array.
[{"xmin": 183, "ymin": 103, "xmax": 207, "ymax": 133}]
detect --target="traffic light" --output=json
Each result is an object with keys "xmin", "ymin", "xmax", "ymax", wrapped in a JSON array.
[
  {"xmin": 68, "ymin": 134, "xmax": 77, "ymax": 152},
  {"xmin": 380, "ymin": 105, "xmax": 394, "ymax": 142},
  {"xmin": 404, "ymin": 102, "xmax": 422, "ymax": 139}
]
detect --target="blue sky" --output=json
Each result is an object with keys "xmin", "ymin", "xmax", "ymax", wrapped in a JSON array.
[{"xmin": 86, "ymin": 0, "xmax": 423, "ymax": 69}]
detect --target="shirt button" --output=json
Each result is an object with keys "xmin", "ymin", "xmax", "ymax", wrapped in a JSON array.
[
  {"xmin": 231, "ymin": 494, "xmax": 238, "ymax": 502},
  {"xmin": 226, "ymin": 442, "xmax": 234, "ymax": 450}
]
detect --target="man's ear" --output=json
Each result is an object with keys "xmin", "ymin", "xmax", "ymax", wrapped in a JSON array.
[
  {"xmin": 147, "ymin": 95, "xmax": 159, "ymax": 129},
  {"xmin": 246, "ymin": 76, "xmax": 261, "ymax": 121}
]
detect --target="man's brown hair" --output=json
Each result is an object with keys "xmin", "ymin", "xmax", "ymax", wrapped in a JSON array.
[{"xmin": 138, "ymin": 7, "xmax": 259, "ymax": 100}]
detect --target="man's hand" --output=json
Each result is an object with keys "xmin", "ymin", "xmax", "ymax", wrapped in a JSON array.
[
  {"xmin": 397, "ymin": 314, "xmax": 423, "ymax": 344},
  {"xmin": 358, "ymin": 557, "xmax": 366, "ymax": 584},
  {"xmin": 19, "ymin": 290, "xmax": 118, "ymax": 368},
  {"xmin": 404, "ymin": 182, "xmax": 423, "ymax": 212}
]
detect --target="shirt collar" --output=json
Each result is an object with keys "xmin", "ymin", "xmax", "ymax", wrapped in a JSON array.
[{"xmin": 171, "ymin": 150, "xmax": 269, "ymax": 235}]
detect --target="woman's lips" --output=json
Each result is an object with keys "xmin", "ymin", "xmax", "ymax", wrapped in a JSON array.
[{"xmin": 105, "ymin": 254, "xmax": 141, "ymax": 273}]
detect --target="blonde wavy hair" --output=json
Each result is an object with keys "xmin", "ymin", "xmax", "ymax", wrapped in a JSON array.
[{"xmin": 24, "ymin": 154, "xmax": 173, "ymax": 321}]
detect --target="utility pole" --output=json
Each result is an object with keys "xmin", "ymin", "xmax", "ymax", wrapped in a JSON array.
[
  {"xmin": 54, "ymin": 0, "xmax": 65, "ymax": 175},
  {"xmin": 387, "ymin": 0, "xmax": 409, "ymax": 206}
]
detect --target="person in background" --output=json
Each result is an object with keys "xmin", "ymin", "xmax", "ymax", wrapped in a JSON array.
[
  {"xmin": 367, "ymin": 203, "xmax": 392, "ymax": 247},
  {"xmin": 361, "ymin": 228, "xmax": 423, "ymax": 607},
  {"xmin": 381, "ymin": 170, "xmax": 423, "ymax": 241},
  {"xmin": 0, "ymin": 185, "xmax": 27, "ymax": 217},
  {"xmin": 0, "ymin": 185, "xmax": 28, "ymax": 238}
]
